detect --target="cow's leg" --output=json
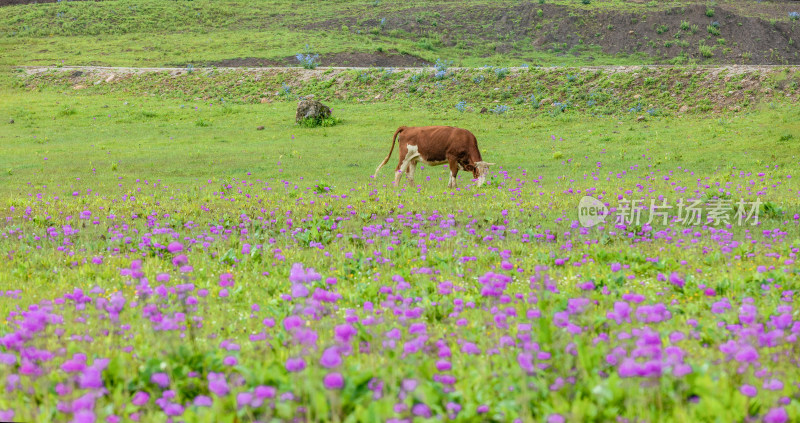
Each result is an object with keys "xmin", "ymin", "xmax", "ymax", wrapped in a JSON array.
[
  {"xmin": 394, "ymin": 145, "xmax": 420, "ymax": 184},
  {"xmin": 395, "ymin": 148, "xmax": 419, "ymax": 185},
  {"xmin": 406, "ymin": 159, "xmax": 417, "ymax": 182},
  {"xmin": 395, "ymin": 157, "xmax": 412, "ymax": 185},
  {"xmin": 393, "ymin": 169, "xmax": 403, "ymax": 185},
  {"xmin": 447, "ymin": 158, "xmax": 459, "ymax": 189},
  {"xmin": 394, "ymin": 145, "xmax": 409, "ymax": 185}
]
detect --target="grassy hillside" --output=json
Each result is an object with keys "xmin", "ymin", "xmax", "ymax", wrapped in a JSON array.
[
  {"xmin": 14, "ymin": 65, "xmax": 800, "ymax": 118},
  {"xmin": 1, "ymin": 0, "xmax": 800, "ymax": 69}
]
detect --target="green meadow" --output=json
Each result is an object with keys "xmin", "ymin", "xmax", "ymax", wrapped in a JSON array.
[
  {"xmin": 2, "ymin": 88, "xmax": 800, "ymax": 197},
  {"xmin": 1, "ymin": 81, "xmax": 800, "ymax": 421}
]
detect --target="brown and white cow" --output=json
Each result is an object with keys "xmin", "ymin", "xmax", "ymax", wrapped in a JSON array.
[{"xmin": 373, "ymin": 126, "xmax": 494, "ymax": 188}]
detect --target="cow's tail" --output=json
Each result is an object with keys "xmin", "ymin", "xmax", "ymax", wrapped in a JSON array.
[{"xmin": 374, "ymin": 126, "xmax": 404, "ymax": 178}]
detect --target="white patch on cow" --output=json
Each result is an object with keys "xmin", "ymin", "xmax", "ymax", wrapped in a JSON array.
[
  {"xmin": 403, "ymin": 145, "xmax": 448, "ymax": 167},
  {"xmin": 400, "ymin": 146, "xmax": 421, "ymax": 171}
]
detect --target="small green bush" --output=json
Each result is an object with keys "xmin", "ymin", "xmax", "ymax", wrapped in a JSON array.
[
  {"xmin": 298, "ymin": 116, "xmax": 342, "ymax": 128},
  {"xmin": 699, "ymin": 43, "xmax": 714, "ymax": 58}
]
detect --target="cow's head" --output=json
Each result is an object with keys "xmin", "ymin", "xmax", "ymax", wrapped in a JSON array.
[{"xmin": 474, "ymin": 161, "xmax": 495, "ymax": 187}]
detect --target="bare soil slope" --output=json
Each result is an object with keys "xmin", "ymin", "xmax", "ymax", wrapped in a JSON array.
[{"xmin": 306, "ymin": 2, "xmax": 800, "ymax": 64}]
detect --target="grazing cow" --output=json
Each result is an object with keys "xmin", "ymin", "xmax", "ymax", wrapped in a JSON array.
[{"xmin": 373, "ymin": 126, "xmax": 494, "ymax": 188}]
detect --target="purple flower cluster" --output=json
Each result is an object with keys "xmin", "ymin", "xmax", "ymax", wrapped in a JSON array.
[{"xmin": 0, "ymin": 163, "xmax": 798, "ymax": 422}]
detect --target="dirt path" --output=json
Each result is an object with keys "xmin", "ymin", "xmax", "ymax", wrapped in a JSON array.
[{"xmin": 18, "ymin": 64, "xmax": 799, "ymax": 77}]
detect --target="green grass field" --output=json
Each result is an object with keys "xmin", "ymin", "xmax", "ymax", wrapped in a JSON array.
[
  {"xmin": 2, "ymin": 85, "xmax": 800, "ymax": 421},
  {"xmin": 2, "ymin": 89, "xmax": 799, "ymax": 198}
]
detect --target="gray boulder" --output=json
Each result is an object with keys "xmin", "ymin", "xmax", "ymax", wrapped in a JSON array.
[{"xmin": 295, "ymin": 100, "xmax": 331, "ymax": 123}]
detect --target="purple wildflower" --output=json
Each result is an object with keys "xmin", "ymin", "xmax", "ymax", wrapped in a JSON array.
[
  {"xmin": 412, "ymin": 403, "xmax": 431, "ymax": 418},
  {"xmin": 167, "ymin": 242, "xmax": 183, "ymax": 253},
  {"xmin": 285, "ymin": 357, "xmax": 306, "ymax": 372},
  {"xmin": 320, "ymin": 347, "xmax": 342, "ymax": 368},
  {"xmin": 194, "ymin": 396, "xmax": 213, "ymax": 407},
  {"xmin": 150, "ymin": 372, "xmax": 169, "ymax": 388},
  {"xmin": 73, "ymin": 409, "xmax": 96, "ymax": 423},
  {"xmin": 763, "ymin": 407, "xmax": 788, "ymax": 423},
  {"xmin": 254, "ymin": 386, "xmax": 276, "ymax": 399},
  {"xmin": 131, "ymin": 391, "xmax": 150, "ymax": 406},
  {"xmin": 323, "ymin": 372, "xmax": 344, "ymax": 390},
  {"xmin": 740, "ymin": 385, "xmax": 757, "ymax": 397},
  {"xmin": 207, "ymin": 372, "xmax": 229, "ymax": 396}
]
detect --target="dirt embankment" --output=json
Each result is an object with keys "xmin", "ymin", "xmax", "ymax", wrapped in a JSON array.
[{"xmin": 306, "ymin": 3, "xmax": 800, "ymax": 65}]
